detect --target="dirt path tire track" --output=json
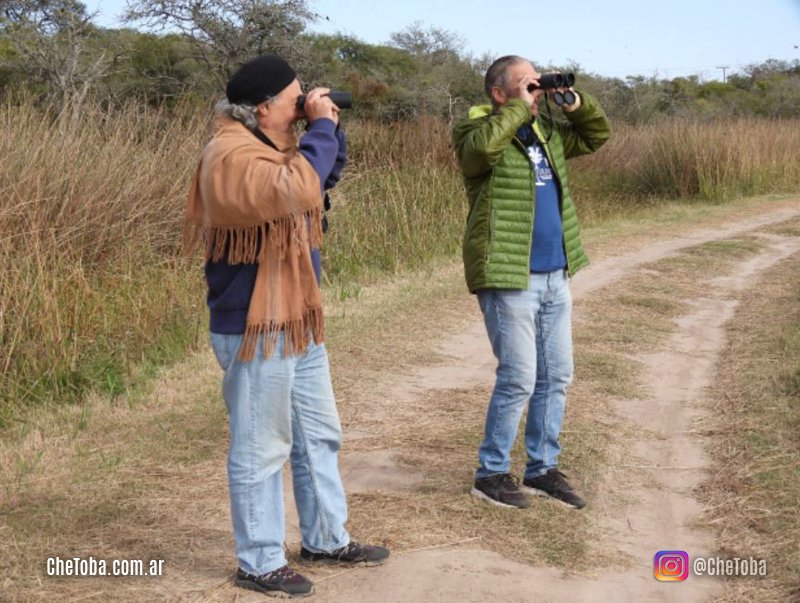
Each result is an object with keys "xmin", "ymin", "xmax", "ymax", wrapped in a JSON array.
[
  {"xmin": 375, "ymin": 204, "xmax": 800, "ymax": 403},
  {"xmin": 237, "ymin": 202, "xmax": 800, "ymax": 603}
]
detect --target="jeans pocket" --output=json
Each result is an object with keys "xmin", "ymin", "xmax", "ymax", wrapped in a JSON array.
[{"xmin": 210, "ymin": 332, "xmax": 235, "ymax": 371}]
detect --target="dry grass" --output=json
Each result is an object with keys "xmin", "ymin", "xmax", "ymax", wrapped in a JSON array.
[
  {"xmin": 0, "ymin": 348, "xmax": 229, "ymax": 602},
  {"xmin": 571, "ymin": 118, "xmax": 800, "ymax": 221},
  {"xmin": 1, "ymin": 95, "xmax": 798, "ymax": 421},
  {"xmin": 0, "ymin": 102, "xmax": 468, "ymax": 417},
  {"xmin": 698, "ymin": 253, "xmax": 800, "ymax": 602},
  {"xmin": 0, "ymin": 99, "xmax": 208, "ymax": 420},
  {"xmin": 0, "ymin": 203, "xmax": 794, "ymax": 601},
  {"xmin": 1, "ymin": 95, "xmax": 799, "ymax": 599}
]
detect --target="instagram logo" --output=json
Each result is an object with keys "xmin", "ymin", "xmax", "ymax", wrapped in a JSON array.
[{"xmin": 654, "ymin": 551, "xmax": 689, "ymax": 581}]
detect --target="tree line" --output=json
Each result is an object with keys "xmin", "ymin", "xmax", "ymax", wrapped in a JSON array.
[{"xmin": 1, "ymin": 0, "xmax": 798, "ymax": 122}]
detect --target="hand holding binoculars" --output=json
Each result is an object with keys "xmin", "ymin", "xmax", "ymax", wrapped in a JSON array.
[
  {"xmin": 296, "ymin": 91, "xmax": 353, "ymax": 110},
  {"xmin": 527, "ymin": 73, "xmax": 576, "ymax": 107}
]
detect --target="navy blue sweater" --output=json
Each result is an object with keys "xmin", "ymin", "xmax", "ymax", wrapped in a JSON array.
[{"xmin": 205, "ymin": 118, "xmax": 346, "ymax": 334}]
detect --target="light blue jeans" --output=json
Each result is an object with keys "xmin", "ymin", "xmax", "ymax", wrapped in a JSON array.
[
  {"xmin": 210, "ymin": 332, "xmax": 350, "ymax": 575},
  {"xmin": 476, "ymin": 269, "xmax": 574, "ymax": 480}
]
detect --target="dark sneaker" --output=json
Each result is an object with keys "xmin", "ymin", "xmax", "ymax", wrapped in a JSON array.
[
  {"xmin": 234, "ymin": 566, "xmax": 314, "ymax": 598},
  {"xmin": 471, "ymin": 473, "xmax": 530, "ymax": 509},
  {"xmin": 300, "ymin": 541, "xmax": 390, "ymax": 566},
  {"xmin": 522, "ymin": 468, "xmax": 586, "ymax": 509}
]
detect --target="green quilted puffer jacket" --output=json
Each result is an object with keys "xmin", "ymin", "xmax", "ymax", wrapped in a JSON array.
[{"xmin": 452, "ymin": 92, "xmax": 611, "ymax": 292}]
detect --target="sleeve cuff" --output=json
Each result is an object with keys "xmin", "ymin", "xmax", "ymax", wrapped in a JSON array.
[
  {"xmin": 562, "ymin": 92, "xmax": 582, "ymax": 113},
  {"xmin": 307, "ymin": 117, "xmax": 337, "ymax": 134}
]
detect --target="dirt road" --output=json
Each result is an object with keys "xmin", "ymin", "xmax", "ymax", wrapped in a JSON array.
[
  {"xmin": 18, "ymin": 200, "xmax": 794, "ymax": 603},
  {"xmin": 273, "ymin": 202, "xmax": 800, "ymax": 603}
]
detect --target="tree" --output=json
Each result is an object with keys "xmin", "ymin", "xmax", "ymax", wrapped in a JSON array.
[
  {"xmin": 385, "ymin": 23, "xmax": 482, "ymax": 120},
  {"xmin": 0, "ymin": 0, "xmax": 113, "ymax": 108},
  {"xmin": 124, "ymin": 0, "xmax": 317, "ymax": 88},
  {"xmin": 389, "ymin": 21, "xmax": 464, "ymax": 64},
  {"xmin": 95, "ymin": 29, "xmax": 211, "ymax": 104}
]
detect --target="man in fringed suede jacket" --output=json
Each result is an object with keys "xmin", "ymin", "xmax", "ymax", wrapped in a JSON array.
[{"xmin": 186, "ymin": 54, "xmax": 389, "ymax": 598}]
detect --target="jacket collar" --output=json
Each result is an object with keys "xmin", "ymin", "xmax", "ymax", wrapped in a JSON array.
[{"xmin": 467, "ymin": 104, "xmax": 546, "ymax": 142}]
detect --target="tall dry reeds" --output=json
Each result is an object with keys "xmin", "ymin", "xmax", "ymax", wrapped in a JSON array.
[
  {"xmin": 571, "ymin": 117, "xmax": 800, "ymax": 217},
  {"xmin": 322, "ymin": 116, "xmax": 464, "ymax": 284},
  {"xmin": 0, "ymin": 100, "xmax": 208, "ymax": 419},
  {"xmin": 1, "ymin": 100, "xmax": 798, "ymax": 419}
]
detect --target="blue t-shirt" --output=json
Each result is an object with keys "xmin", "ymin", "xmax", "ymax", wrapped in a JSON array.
[{"xmin": 520, "ymin": 127, "xmax": 567, "ymax": 273}]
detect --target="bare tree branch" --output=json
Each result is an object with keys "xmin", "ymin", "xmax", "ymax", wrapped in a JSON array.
[
  {"xmin": 123, "ymin": 0, "xmax": 316, "ymax": 86},
  {"xmin": 0, "ymin": 0, "xmax": 113, "ymax": 110}
]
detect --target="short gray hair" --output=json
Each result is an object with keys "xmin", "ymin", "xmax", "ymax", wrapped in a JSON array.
[
  {"xmin": 214, "ymin": 97, "xmax": 262, "ymax": 130},
  {"xmin": 484, "ymin": 55, "xmax": 530, "ymax": 99}
]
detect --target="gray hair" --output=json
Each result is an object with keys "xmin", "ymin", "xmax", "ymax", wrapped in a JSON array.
[
  {"xmin": 214, "ymin": 97, "xmax": 264, "ymax": 130},
  {"xmin": 484, "ymin": 55, "xmax": 530, "ymax": 101}
]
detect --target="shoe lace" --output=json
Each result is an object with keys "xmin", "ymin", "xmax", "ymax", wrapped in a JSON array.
[
  {"xmin": 548, "ymin": 469, "xmax": 573, "ymax": 491},
  {"xmin": 336, "ymin": 541, "xmax": 362, "ymax": 559},
  {"xmin": 270, "ymin": 566, "xmax": 299, "ymax": 580},
  {"xmin": 498, "ymin": 473, "xmax": 521, "ymax": 490}
]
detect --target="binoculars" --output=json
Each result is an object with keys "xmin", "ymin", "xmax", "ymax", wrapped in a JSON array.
[
  {"xmin": 296, "ymin": 91, "xmax": 353, "ymax": 110},
  {"xmin": 527, "ymin": 73, "xmax": 576, "ymax": 106}
]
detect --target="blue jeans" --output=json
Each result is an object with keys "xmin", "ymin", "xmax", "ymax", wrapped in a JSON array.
[
  {"xmin": 210, "ymin": 332, "xmax": 350, "ymax": 575},
  {"xmin": 476, "ymin": 270, "xmax": 574, "ymax": 480}
]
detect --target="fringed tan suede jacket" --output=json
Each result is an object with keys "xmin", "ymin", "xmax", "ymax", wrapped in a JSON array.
[{"xmin": 185, "ymin": 118, "xmax": 325, "ymax": 361}]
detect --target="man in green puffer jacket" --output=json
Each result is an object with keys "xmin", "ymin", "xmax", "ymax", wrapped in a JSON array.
[{"xmin": 452, "ymin": 55, "xmax": 611, "ymax": 510}]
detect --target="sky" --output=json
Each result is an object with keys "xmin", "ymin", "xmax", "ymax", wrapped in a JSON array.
[{"xmin": 88, "ymin": 0, "xmax": 800, "ymax": 81}]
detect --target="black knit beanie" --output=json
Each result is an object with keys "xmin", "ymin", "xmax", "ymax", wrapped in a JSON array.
[{"xmin": 226, "ymin": 55, "xmax": 297, "ymax": 105}]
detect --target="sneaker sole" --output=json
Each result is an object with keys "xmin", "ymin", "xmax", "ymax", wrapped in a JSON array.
[
  {"xmin": 520, "ymin": 485, "xmax": 585, "ymax": 510},
  {"xmin": 234, "ymin": 577, "xmax": 315, "ymax": 598},
  {"xmin": 470, "ymin": 487, "xmax": 529, "ymax": 509}
]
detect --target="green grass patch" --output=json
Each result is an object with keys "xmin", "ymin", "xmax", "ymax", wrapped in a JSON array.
[
  {"xmin": 0, "ymin": 250, "xmax": 205, "ymax": 427},
  {"xmin": 575, "ymin": 350, "xmax": 640, "ymax": 398},
  {"xmin": 761, "ymin": 219, "xmax": 800, "ymax": 237},
  {"xmin": 690, "ymin": 237, "xmax": 764, "ymax": 257}
]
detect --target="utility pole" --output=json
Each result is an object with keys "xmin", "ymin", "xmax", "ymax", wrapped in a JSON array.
[{"xmin": 716, "ymin": 65, "xmax": 730, "ymax": 83}]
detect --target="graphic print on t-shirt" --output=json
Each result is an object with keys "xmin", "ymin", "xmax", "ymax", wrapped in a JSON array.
[{"xmin": 527, "ymin": 145, "xmax": 553, "ymax": 187}]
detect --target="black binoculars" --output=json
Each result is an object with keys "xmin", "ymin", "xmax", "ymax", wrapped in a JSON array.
[
  {"xmin": 527, "ymin": 73, "xmax": 576, "ymax": 106},
  {"xmin": 296, "ymin": 91, "xmax": 353, "ymax": 110}
]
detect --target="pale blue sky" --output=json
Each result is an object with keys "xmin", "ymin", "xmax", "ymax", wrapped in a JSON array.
[{"xmin": 89, "ymin": 0, "xmax": 800, "ymax": 80}]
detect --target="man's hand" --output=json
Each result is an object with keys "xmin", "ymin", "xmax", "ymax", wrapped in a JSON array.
[
  {"xmin": 558, "ymin": 88, "xmax": 582, "ymax": 113},
  {"xmin": 514, "ymin": 74, "xmax": 541, "ymax": 108},
  {"xmin": 303, "ymin": 87, "xmax": 337, "ymax": 123},
  {"xmin": 510, "ymin": 74, "xmax": 545, "ymax": 116}
]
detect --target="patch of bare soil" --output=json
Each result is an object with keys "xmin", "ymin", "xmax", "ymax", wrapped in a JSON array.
[{"xmin": 301, "ymin": 206, "xmax": 800, "ymax": 602}]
